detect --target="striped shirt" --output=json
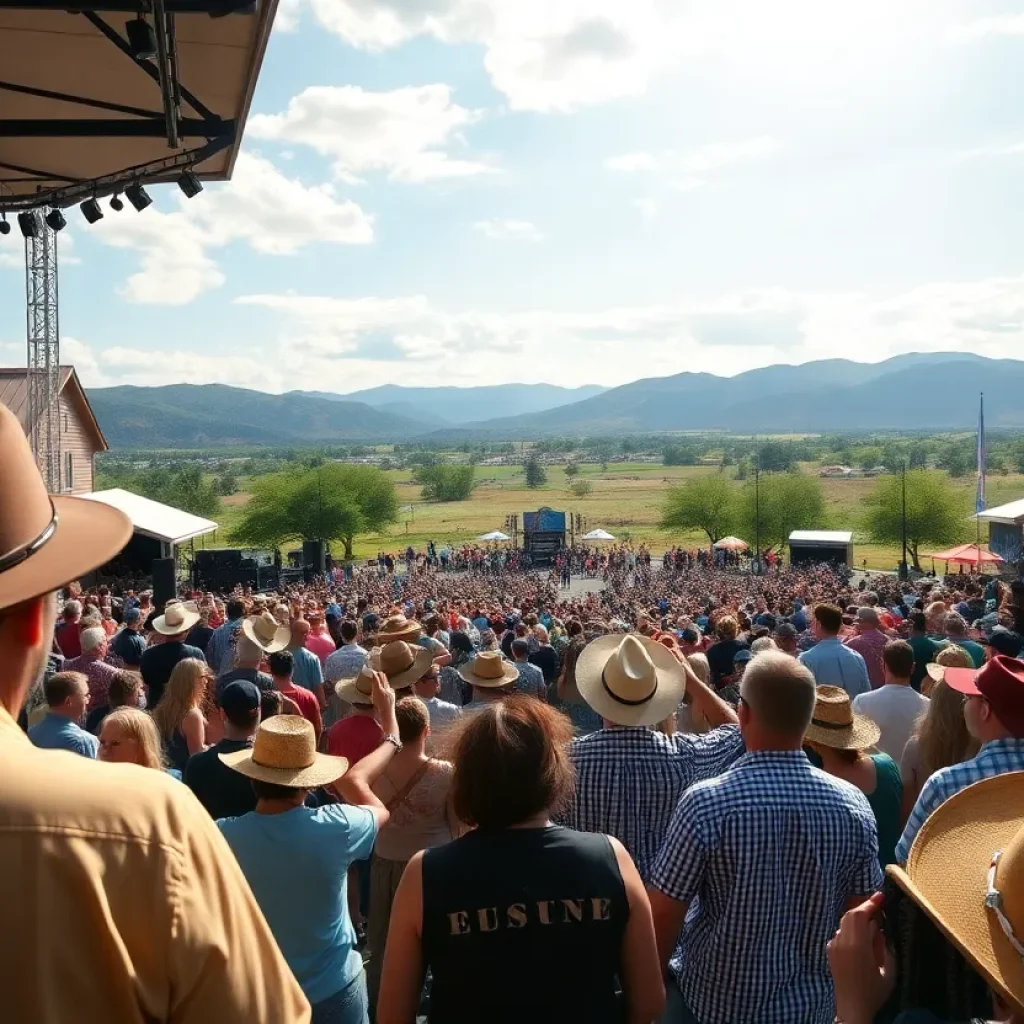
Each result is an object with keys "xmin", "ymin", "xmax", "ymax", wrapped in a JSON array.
[
  {"xmin": 651, "ymin": 751, "xmax": 882, "ymax": 1024},
  {"xmin": 896, "ymin": 738, "xmax": 1024, "ymax": 864}
]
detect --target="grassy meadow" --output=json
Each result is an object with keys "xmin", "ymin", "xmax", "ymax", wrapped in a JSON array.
[{"xmin": 201, "ymin": 462, "xmax": 1024, "ymax": 572}]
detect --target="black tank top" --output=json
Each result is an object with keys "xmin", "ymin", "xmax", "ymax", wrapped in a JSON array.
[{"xmin": 421, "ymin": 825, "xmax": 628, "ymax": 1023}]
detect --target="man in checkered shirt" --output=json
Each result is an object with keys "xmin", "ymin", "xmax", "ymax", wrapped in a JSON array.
[
  {"xmin": 648, "ymin": 652, "xmax": 882, "ymax": 1024},
  {"xmin": 896, "ymin": 654, "xmax": 1024, "ymax": 864},
  {"xmin": 565, "ymin": 633, "xmax": 742, "ymax": 881}
]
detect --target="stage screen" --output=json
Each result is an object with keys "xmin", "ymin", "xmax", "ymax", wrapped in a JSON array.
[{"xmin": 523, "ymin": 509, "xmax": 566, "ymax": 533}]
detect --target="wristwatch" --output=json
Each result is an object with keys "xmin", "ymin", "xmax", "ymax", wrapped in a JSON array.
[{"xmin": 382, "ymin": 733, "xmax": 403, "ymax": 751}]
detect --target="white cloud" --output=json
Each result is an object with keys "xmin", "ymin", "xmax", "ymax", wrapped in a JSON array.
[
  {"xmin": 953, "ymin": 140, "xmax": 1024, "ymax": 163},
  {"xmin": 249, "ymin": 85, "xmax": 492, "ymax": 183},
  {"xmin": 88, "ymin": 151, "xmax": 372, "ymax": 305},
  {"xmin": 0, "ymin": 228, "xmax": 80, "ymax": 269},
  {"xmin": 473, "ymin": 219, "xmax": 544, "ymax": 241},
  {"xmin": 605, "ymin": 152, "xmax": 659, "ymax": 172},
  {"xmin": 275, "ymin": 0, "xmax": 303, "ymax": 31},
  {"xmin": 631, "ymin": 198, "xmax": 659, "ymax": 223},
  {"xmin": 606, "ymin": 138, "xmax": 780, "ymax": 189},
  {"xmin": 947, "ymin": 13, "xmax": 1024, "ymax": 43}
]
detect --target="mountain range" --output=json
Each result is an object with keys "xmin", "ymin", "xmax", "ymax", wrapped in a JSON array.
[{"xmin": 86, "ymin": 353, "xmax": 1024, "ymax": 448}]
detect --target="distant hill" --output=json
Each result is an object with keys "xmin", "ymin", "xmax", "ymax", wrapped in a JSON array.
[
  {"xmin": 88, "ymin": 383, "xmax": 425, "ymax": 448},
  {"xmin": 295, "ymin": 383, "xmax": 608, "ymax": 425},
  {"xmin": 430, "ymin": 353, "xmax": 1024, "ymax": 437}
]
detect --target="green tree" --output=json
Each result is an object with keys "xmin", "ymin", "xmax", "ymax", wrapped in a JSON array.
[
  {"xmin": 231, "ymin": 464, "xmax": 397, "ymax": 560},
  {"xmin": 739, "ymin": 472, "xmax": 825, "ymax": 553},
  {"xmin": 524, "ymin": 456, "xmax": 548, "ymax": 488},
  {"xmin": 663, "ymin": 444, "xmax": 698, "ymax": 466},
  {"xmin": 755, "ymin": 441, "xmax": 795, "ymax": 472},
  {"xmin": 862, "ymin": 469, "xmax": 969, "ymax": 570},
  {"xmin": 413, "ymin": 464, "xmax": 475, "ymax": 502},
  {"xmin": 660, "ymin": 476, "xmax": 736, "ymax": 544},
  {"xmin": 564, "ymin": 462, "xmax": 580, "ymax": 479},
  {"xmin": 215, "ymin": 470, "xmax": 238, "ymax": 496},
  {"xmin": 569, "ymin": 479, "xmax": 593, "ymax": 498}
]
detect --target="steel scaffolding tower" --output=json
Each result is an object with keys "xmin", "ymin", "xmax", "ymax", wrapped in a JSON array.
[{"xmin": 25, "ymin": 223, "xmax": 61, "ymax": 493}]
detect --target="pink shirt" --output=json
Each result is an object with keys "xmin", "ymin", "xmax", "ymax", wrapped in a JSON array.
[
  {"xmin": 304, "ymin": 629, "xmax": 336, "ymax": 667},
  {"xmin": 845, "ymin": 629, "xmax": 889, "ymax": 689}
]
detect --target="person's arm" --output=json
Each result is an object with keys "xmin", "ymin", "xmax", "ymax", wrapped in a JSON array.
[
  {"xmin": 182, "ymin": 707, "xmax": 206, "ymax": 756},
  {"xmin": 309, "ymin": 653, "xmax": 327, "ymax": 709},
  {"xmin": 377, "ymin": 853, "xmax": 426, "ymax": 1024},
  {"xmin": 682, "ymin": 658, "xmax": 738, "ymax": 728},
  {"xmin": 445, "ymin": 790, "xmax": 464, "ymax": 840},
  {"xmin": 609, "ymin": 838, "xmax": 666, "ymax": 1024},
  {"xmin": 826, "ymin": 893, "xmax": 896, "ymax": 1024},
  {"xmin": 335, "ymin": 671, "xmax": 400, "ymax": 830},
  {"xmin": 647, "ymin": 888, "xmax": 688, "ymax": 975},
  {"xmin": 432, "ymin": 650, "xmax": 452, "ymax": 668},
  {"xmin": 309, "ymin": 695, "xmax": 323, "ymax": 745}
]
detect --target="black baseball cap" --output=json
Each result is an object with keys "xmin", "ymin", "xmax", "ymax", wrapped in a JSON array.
[
  {"xmin": 775, "ymin": 623, "xmax": 798, "ymax": 639},
  {"xmin": 218, "ymin": 680, "xmax": 261, "ymax": 721},
  {"xmin": 680, "ymin": 628, "xmax": 700, "ymax": 644},
  {"xmin": 981, "ymin": 627, "xmax": 1024, "ymax": 659}
]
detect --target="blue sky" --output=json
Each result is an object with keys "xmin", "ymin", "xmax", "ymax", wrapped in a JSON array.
[{"xmin": 4, "ymin": 0, "xmax": 1024, "ymax": 394}]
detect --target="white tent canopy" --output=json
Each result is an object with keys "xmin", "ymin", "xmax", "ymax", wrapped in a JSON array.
[
  {"xmin": 583, "ymin": 528, "xmax": 616, "ymax": 541},
  {"xmin": 82, "ymin": 488, "xmax": 218, "ymax": 546},
  {"xmin": 477, "ymin": 530, "xmax": 511, "ymax": 542}
]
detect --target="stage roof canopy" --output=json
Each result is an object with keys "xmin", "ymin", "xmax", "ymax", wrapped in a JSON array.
[
  {"xmin": 974, "ymin": 498, "xmax": 1024, "ymax": 526},
  {"xmin": 0, "ymin": 1, "xmax": 278, "ymax": 213},
  {"xmin": 82, "ymin": 487, "xmax": 218, "ymax": 545},
  {"xmin": 789, "ymin": 530, "xmax": 853, "ymax": 544}
]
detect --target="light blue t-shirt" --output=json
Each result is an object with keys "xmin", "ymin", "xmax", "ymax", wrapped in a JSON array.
[
  {"xmin": 28, "ymin": 713, "xmax": 98, "ymax": 758},
  {"xmin": 218, "ymin": 803, "xmax": 377, "ymax": 1004}
]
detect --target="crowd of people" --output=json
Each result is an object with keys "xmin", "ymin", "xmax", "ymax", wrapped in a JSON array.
[{"xmin": 4, "ymin": 394, "xmax": 1024, "ymax": 1024}]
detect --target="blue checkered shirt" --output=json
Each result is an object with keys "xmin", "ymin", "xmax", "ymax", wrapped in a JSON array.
[
  {"xmin": 896, "ymin": 737, "xmax": 1024, "ymax": 864},
  {"xmin": 565, "ymin": 725, "xmax": 744, "ymax": 881},
  {"xmin": 651, "ymin": 751, "xmax": 882, "ymax": 1024}
]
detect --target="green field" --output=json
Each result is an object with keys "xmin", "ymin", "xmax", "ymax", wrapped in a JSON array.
[{"xmin": 198, "ymin": 462, "xmax": 1024, "ymax": 572}]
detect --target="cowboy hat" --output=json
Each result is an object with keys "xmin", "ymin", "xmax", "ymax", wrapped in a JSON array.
[
  {"xmin": 372, "ymin": 614, "xmax": 422, "ymax": 645},
  {"xmin": 152, "ymin": 600, "xmax": 201, "ymax": 636},
  {"xmin": 457, "ymin": 650, "xmax": 520, "ymax": 688},
  {"xmin": 219, "ymin": 715, "xmax": 348, "ymax": 788},
  {"xmin": 335, "ymin": 642, "xmax": 430, "ymax": 705},
  {"xmin": 242, "ymin": 610, "xmax": 291, "ymax": 653},
  {"xmin": 0, "ymin": 402, "xmax": 132, "ymax": 613},
  {"xmin": 803, "ymin": 685, "xmax": 880, "ymax": 751},
  {"xmin": 937, "ymin": 655, "xmax": 1024, "ymax": 736},
  {"xmin": 576, "ymin": 633, "xmax": 686, "ymax": 727},
  {"xmin": 888, "ymin": 772, "xmax": 1024, "ymax": 1015}
]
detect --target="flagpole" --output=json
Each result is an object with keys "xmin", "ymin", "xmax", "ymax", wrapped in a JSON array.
[{"xmin": 976, "ymin": 392, "xmax": 985, "ymax": 552}]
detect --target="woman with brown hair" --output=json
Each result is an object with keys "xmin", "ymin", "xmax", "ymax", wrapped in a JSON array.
[
  {"xmin": 151, "ymin": 657, "xmax": 210, "ymax": 772},
  {"xmin": 377, "ymin": 695, "xmax": 664, "ymax": 1024}
]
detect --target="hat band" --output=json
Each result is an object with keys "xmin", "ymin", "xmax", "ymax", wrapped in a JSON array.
[
  {"xmin": 601, "ymin": 667, "xmax": 656, "ymax": 707},
  {"xmin": 986, "ymin": 851, "xmax": 1024, "ymax": 959},
  {"xmin": 252, "ymin": 751, "xmax": 314, "ymax": 771},
  {"xmin": 810, "ymin": 715, "xmax": 854, "ymax": 731},
  {"xmin": 0, "ymin": 500, "xmax": 58, "ymax": 576}
]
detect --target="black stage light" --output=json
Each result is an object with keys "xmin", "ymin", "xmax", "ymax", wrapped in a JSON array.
[
  {"xmin": 177, "ymin": 169, "xmax": 203, "ymax": 199},
  {"xmin": 0, "ymin": 216, "xmax": 10, "ymax": 236},
  {"xmin": 80, "ymin": 198, "xmax": 104, "ymax": 224},
  {"xmin": 109, "ymin": 194, "xmax": 124, "ymax": 212},
  {"xmin": 18, "ymin": 211, "xmax": 40, "ymax": 239},
  {"xmin": 125, "ymin": 183, "xmax": 152, "ymax": 211},
  {"xmin": 45, "ymin": 209, "xmax": 67, "ymax": 233},
  {"xmin": 126, "ymin": 16, "xmax": 157, "ymax": 60}
]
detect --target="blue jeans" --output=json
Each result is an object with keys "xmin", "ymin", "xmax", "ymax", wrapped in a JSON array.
[{"xmin": 311, "ymin": 971, "xmax": 369, "ymax": 1024}]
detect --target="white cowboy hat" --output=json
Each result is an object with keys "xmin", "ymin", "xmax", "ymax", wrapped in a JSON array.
[
  {"xmin": 152, "ymin": 600, "xmax": 201, "ymax": 636},
  {"xmin": 457, "ymin": 650, "xmax": 519, "ymax": 688},
  {"xmin": 219, "ymin": 715, "xmax": 348, "ymax": 788},
  {"xmin": 576, "ymin": 633, "xmax": 687, "ymax": 727},
  {"xmin": 242, "ymin": 611, "xmax": 291, "ymax": 653},
  {"xmin": 334, "ymin": 641, "xmax": 431, "ymax": 705}
]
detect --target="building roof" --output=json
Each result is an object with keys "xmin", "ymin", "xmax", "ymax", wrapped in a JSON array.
[
  {"xmin": 81, "ymin": 488, "xmax": 218, "ymax": 545},
  {"xmin": 0, "ymin": 365, "xmax": 108, "ymax": 451},
  {"xmin": 974, "ymin": 498, "xmax": 1024, "ymax": 526},
  {"xmin": 0, "ymin": 3, "xmax": 279, "ymax": 212},
  {"xmin": 788, "ymin": 530, "xmax": 854, "ymax": 544}
]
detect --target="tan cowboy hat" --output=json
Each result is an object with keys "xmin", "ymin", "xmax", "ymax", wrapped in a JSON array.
[
  {"xmin": 576, "ymin": 633, "xmax": 686, "ymax": 726},
  {"xmin": 335, "ymin": 642, "xmax": 430, "ymax": 705},
  {"xmin": 372, "ymin": 614, "xmax": 422, "ymax": 645},
  {"xmin": 152, "ymin": 600, "xmax": 201, "ymax": 636},
  {"xmin": 888, "ymin": 772, "xmax": 1024, "ymax": 1015},
  {"xmin": 219, "ymin": 715, "xmax": 348, "ymax": 787},
  {"xmin": 0, "ymin": 402, "xmax": 132, "ymax": 613},
  {"xmin": 803, "ymin": 685, "xmax": 881, "ymax": 751},
  {"xmin": 242, "ymin": 610, "xmax": 291, "ymax": 653},
  {"xmin": 457, "ymin": 650, "xmax": 520, "ymax": 688}
]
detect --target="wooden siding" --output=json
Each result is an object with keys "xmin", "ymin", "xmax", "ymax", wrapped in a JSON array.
[{"xmin": 59, "ymin": 394, "xmax": 94, "ymax": 495}]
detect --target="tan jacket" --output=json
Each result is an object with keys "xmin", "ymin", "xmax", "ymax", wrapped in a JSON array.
[{"xmin": 0, "ymin": 706, "xmax": 310, "ymax": 1023}]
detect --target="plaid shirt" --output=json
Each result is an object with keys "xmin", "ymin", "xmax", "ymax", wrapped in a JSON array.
[
  {"xmin": 566, "ymin": 725, "xmax": 744, "ymax": 880},
  {"xmin": 896, "ymin": 737, "xmax": 1024, "ymax": 864},
  {"xmin": 651, "ymin": 751, "xmax": 882, "ymax": 1024}
]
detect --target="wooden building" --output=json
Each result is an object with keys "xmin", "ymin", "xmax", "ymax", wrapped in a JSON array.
[{"xmin": 0, "ymin": 366, "xmax": 108, "ymax": 495}]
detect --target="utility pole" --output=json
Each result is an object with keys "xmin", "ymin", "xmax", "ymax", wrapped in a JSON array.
[
  {"xmin": 753, "ymin": 451, "xmax": 761, "ymax": 576},
  {"xmin": 900, "ymin": 460, "xmax": 908, "ymax": 581}
]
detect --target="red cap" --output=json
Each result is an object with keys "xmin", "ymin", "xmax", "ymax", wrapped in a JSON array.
[{"xmin": 943, "ymin": 656, "xmax": 1024, "ymax": 736}]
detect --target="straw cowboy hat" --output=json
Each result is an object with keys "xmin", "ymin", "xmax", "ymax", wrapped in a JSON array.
[
  {"xmin": 457, "ymin": 650, "xmax": 520, "ymax": 688},
  {"xmin": 803, "ymin": 685, "xmax": 881, "ymax": 751},
  {"xmin": 242, "ymin": 610, "xmax": 291, "ymax": 653},
  {"xmin": 372, "ymin": 614, "xmax": 422, "ymax": 645},
  {"xmin": 888, "ymin": 772, "xmax": 1024, "ymax": 1015},
  {"xmin": 0, "ymin": 401, "xmax": 132, "ymax": 613},
  {"xmin": 576, "ymin": 633, "xmax": 686, "ymax": 727},
  {"xmin": 152, "ymin": 600, "xmax": 201, "ymax": 636},
  {"xmin": 335, "ymin": 641, "xmax": 431, "ymax": 705},
  {"xmin": 219, "ymin": 715, "xmax": 348, "ymax": 788}
]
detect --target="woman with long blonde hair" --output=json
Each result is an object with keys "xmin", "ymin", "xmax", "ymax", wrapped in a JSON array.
[
  {"xmin": 899, "ymin": 645, "xmax": 979, "ymax": 823},
  {"xmin": 151, "ymin": 657, "xmax": 210, "ymax": 772},
  {"xmin": 98, "ymin": 708, "xmax": 168, "ymax": 772}
]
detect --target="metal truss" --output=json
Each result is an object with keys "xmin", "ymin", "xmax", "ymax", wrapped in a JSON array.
[{"xmin": 25, "ymin": 225, "xmax": 61, "ymax": 493}]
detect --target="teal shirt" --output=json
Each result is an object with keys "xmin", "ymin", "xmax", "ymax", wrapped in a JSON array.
[
  {"xmin": 866, "ymin": 753, "xmax": 903, "ymax": 868},
  {"xmin": 939, "ymin": 637, "xmax": 985, "ymax": 669},
  {"xmin": 907, "ymin": 635, "xmax": 941, "ymax": 691}
]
